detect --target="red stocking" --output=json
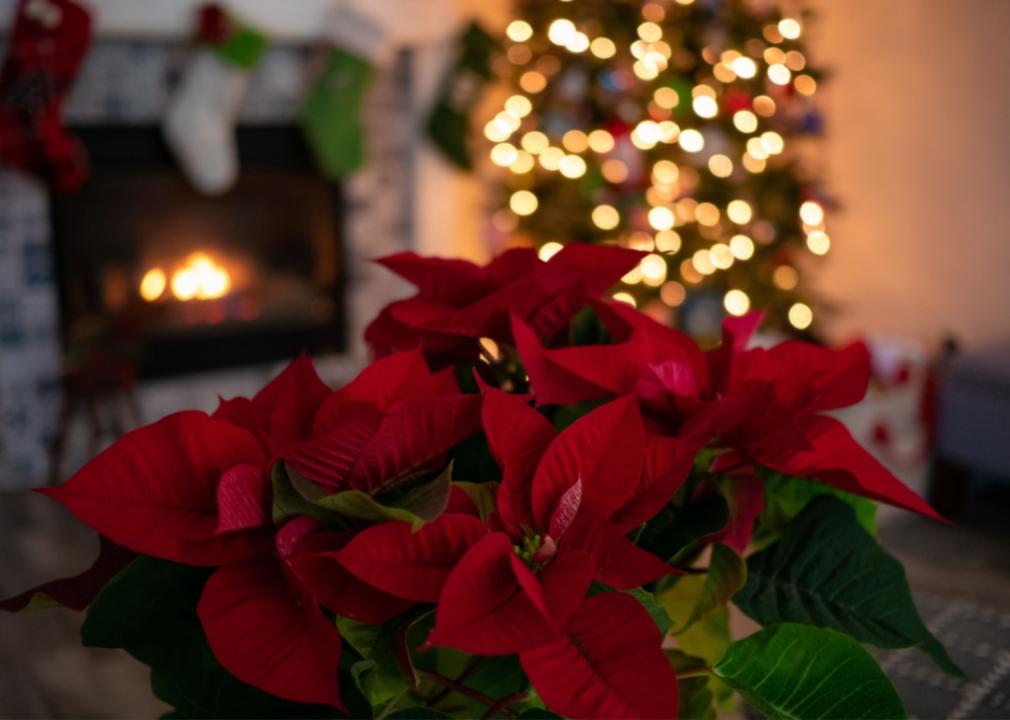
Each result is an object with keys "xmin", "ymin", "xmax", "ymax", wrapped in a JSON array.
[{"xmin": 0, "ymin": 0, "xmax": 93, "ymax": 193}]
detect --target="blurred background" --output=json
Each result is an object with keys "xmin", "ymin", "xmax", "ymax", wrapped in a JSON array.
[{"xmin": 0, "ymin": 0, "xmax": 1007, "ymax": 717}]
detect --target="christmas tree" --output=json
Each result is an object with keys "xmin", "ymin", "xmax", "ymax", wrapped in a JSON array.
[{"xmin": 485, "ymin": 0, "xmax": 829, "ymax": 336}]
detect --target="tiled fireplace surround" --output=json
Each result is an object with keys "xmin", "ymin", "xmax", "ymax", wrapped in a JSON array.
[{"xmin": 0, "ymin": 41, "xmax": 415, "ymax": 487}]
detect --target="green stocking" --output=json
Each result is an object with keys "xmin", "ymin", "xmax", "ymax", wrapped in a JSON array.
[{"xmin": 426, "ymin": 22, "xmax": 499, "ymax": 171}]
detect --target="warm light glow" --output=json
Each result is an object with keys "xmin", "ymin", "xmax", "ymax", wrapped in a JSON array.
[
  {"xmin": 637, "ymin": 21, "xmax": 663, "ymax": 42},
  {"xmin": 800, "ymin": 200, "xmax": 825, "ymax": 226},
  {"xmin": 654, "ymin": 87, "xmax": 680, "ymax": 109},
  {"xmin": 660, "ymin": 281, "xmax": 686, "ymax": 307},
  {"xmin": 506, "ymin": 20, "xmax": 533, "ymax": 42},
  {"xmin": 648, "ymin": 206, "xmax": 675, "ymax": 231},
  {"xmin": 732, "ymin": 56, "xmax": 758, "ymax": 79},
  {"xmin": 768, "ymin": 63, "xmax": 792, "ymax": 85},
  {"xmin": 640, "ymin": 253, "xmax": 668, "ymax": 286},
  {"xmin": 633, "ymin": 59, "xmax": 660, "ymax": 81},
  {"xmin": 727, "ymin": 199, "xmax": 753, "ymax": 225},
  {"xmin": 642, "ymin": 2, "xmax": 666, "ymax": 22},
  {"xmin": 785, "ymin": 50, "xmax": 806, "ymax": 71},
  {"xmin": 709, "ymin": 154, "xmax": 733, "ymax": 178},
  {"xmin": 761, "ymin": 131, "xmax": 785, "ymax": 155},
  {"xmin": 692, "ymin": 95, "xmax": 719, "ymax": 119},
  {"xmin": 806, "ymin": 230, "xmax": 831, "ymax": 255},
  {"xmin": 773, "ymin": 265, "xmax": 799, "ymax": 290},
  {"xmin": 538, "ymin": 146, "xmax": 564, "ymax": 171},
  {"xmin": 678, "ymin": 129, "xmax": 704, "ymax": 153},
  {"xmin": 724, "ymin": 289, "xmax": 751, "ymax": 316},
  {"xmin": 538, "ymin": 241, "xmax": 564, "ymax": 261},
  {"xmin": 742, "ymin": 153, "xmax": 767, "ymax": 173},
  {"xmin": 510, "ymin": 190, "xmax": 538, "ymax": 216},
  {"xmin": 729, "ymin": 234, "xmax": 755, "ymax": 260},
  {"xmin": 562, "ymin": 129, "xmax": 588, "ymax": 153},
  {"xmin": 778, "ymin": 18, "xmax": 802, "ymax": 40},
  {"xmin": 622, "ymin": 263, "xmax": 643, "ymax": 285},
  {"xmin": 590, "ymin": 37, "xmax": 617, "ymax": 59},
  {"xmin": 746, "ymin": 137, "xmax": 769, "ymax": 160},
  {"xmin": 169, "ymin": 253, "xmax": 231, "ymax": 301},
  {"xmin": 505, "ymin": 95, "xmax": 532, "ymax": 118},
  {"xmin": 627, "ymin": 231, "xmax": 654, "ymax": 251},
  {"xmin": 510, "ymin": 150, "xmax": 535, "ymax": 174},
  {"xmin": 548, "ymin": 18, "xmax": 577, "ymax": 46},
  {"xmin": 484, "ymin": 121, "xmax": 511, "ymax": 143},
  {"xmin": 612, "ymin": 291, "xmax": 637, "ymax": 307},
  {"xmin": 753, "ymin": 95, "xmax": 776, "ymax": 117},
  {"xmin": 652, "ymin": 159, "xmax": 679, "ymax": 184},
  {"xmin": 695, "ymin": 202, "xmax": 720, "ymax": 227},
  {"xmin": 733, "ymin": 110, "xmax": 758, "ymax": 134},
  {"xmin": 710, "ymin": 244, "xmax": 734, "ymax": 269},
  {"xmin": 601, "ymin": 158, "xmax": 628, "ymax": 183},
  {"xmin": 559, "ymin": 154, "xmax": 587, "ymax": 178},
  {"xmin": 655, "ymin": 230, "xmax": 681, "ymax": 253},
  {"xmin": 139, "ymin": 267, "xmax": 167, "ymax": 302},
  {"xmin": 592, "ymin": 204, "xmax": 620, "ymax": 230},
  {"xmin": 789, "ymin": 302, "xmax": 814, "ymax": 329},
  {"xmin": 491, "ymin": 143, "xmax": 519, "ymax": 167},
  {"xmin": 794, "ymin": 74, "xmax": 817, "ymax": 96},
  {"xmin": 587, "ymin": 129, "xmax": 614, "ymax": 153},
  {"xmin": 632, "ymin": 120, "xmax": 663, "ymax": 148},
  {"xmin": 680, "ymin": 259, "xmax": 703, "ymax": 283},
  {"xmin": 692, "ymin": 249, "xmax": 716, "ymax": 275},
  {"xmin": 521, "ymin": 131, "xmax": 549, "ymax": 154},
  {"xmin": 519, "ymin": 71, "xmax": 547, "ymax": 93},
  {"xmin": 658, "ymin": 121, "xmax": 680, "ymax": 143}
]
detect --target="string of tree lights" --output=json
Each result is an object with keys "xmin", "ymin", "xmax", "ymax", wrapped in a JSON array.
[{"xmin": 486, "ymin": 0, "xmax": 830, "ymax": 336}]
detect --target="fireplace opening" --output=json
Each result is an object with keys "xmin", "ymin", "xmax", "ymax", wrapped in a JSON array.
[{"xmin": 51, "ymin": 126, "xmax": 346, "ymax": 379}]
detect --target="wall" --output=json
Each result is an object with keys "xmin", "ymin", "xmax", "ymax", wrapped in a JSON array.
[{"xmin": 811, "ymin": 0, "xmax": 1010, "ymax": 349}]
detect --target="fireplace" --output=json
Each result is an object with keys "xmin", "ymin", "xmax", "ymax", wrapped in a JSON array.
[{"xmin": 50, "ymin": 125, "xmax": 347, "ymax": 378}]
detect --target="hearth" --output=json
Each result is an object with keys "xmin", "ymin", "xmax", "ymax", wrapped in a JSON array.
[{"xmin": 50, "ymin": 125, "xmax": 346, "ymax": 378}]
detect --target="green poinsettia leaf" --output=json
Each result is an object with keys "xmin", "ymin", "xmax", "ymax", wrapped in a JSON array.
[
  {"xmin": 452, "ymin": 481, "xmax": 500, "ymax": 521},
  {"xmin": 753, "ymin": 472, "xmax": 876, "ymax": 547},
  {"xmin": 714, "ymin": 623, "xmax": 906, "ymax": 719},
  {"xmin": 384, "ymin": 708, "xmax": 452, "ymax": 719},
  {"xmin": 677, "ymin": 677, "xmax": 715, "ymax": 720},
  {"xmin": 310, "ymin": 463, "xmax": 454, "ymax": 531},
  {"xmin": 338, "ymin": 616, "xmax": 417, "ymax": 709},
  {"xmin": 735, "ymin": 495, "xmax": 961, "ymax": 676},
  {"xmin": 272, "ymin": 463, "xmax": 343, "ymax": 527},
  {"xmin": 681, "ymin": 544, "xmax": 746, "ymax": 632},
  {"xmin": 637, "ymin": 493, "xmax": 730, "ymax": 565},
  {"xmin": 627, "ymin": 587, "xmax": 674, "ymax": 635},
  {"xmin": 83, "ymin": 556, "xmax": 342, "ymax": 718}
]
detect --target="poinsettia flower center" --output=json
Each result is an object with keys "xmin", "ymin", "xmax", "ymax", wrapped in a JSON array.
[{"xmin": 513, "ymin": 532, "xmax": 547, "ymax": 567}]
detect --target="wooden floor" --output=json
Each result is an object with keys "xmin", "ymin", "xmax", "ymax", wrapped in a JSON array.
[{"xmin": 1, "ymin": 488, "xmax": 1009, "ymax": 719}]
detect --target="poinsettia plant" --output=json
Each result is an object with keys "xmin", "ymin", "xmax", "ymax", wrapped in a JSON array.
[{"xmin": 4, "ymin": 245, "xmax": 959, "ymax": 719}]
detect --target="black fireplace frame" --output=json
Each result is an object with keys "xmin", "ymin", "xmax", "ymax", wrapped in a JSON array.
[{"xmin": 50, "ymin": 125, "xmax": 348, "ymax": 379}]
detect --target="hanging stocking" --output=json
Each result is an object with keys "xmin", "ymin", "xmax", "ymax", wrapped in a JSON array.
[
  {"xmin": 425, "ymin": 22, "xmax": 498, "ymax": 171},
  {"xmin": 299, "ymin": 4, "xmax": 394, "ymax": 181},
  {"xmin": 163, "ymin": 4, "xmax": 268, "ymax": 195},
  {"xmin": 0, "ymin": 0, "xmax": 93, "ymax": 193}
]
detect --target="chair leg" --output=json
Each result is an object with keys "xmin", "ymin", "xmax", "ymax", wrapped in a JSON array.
[{"xmin": 929, "ymin": 456, "xmax": 971, "ymax": 518}]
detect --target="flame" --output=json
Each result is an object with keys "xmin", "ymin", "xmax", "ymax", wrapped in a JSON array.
[{"xmin": 140, "ymin": 253, "xmax": 232, "ymax": 303}]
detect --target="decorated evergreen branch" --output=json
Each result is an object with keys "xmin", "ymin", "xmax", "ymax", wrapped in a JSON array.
[
  {"xmin": 4, "ymin": 245, "xmax": 957, "ymax": 719},
  {"xmin": 486, "ymin": 0, "xmax": 829, "ymax": 337}
]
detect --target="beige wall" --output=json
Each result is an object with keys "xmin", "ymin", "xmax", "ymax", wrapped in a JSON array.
[{"xmin": 812, "ymin": 0, "xmax": 1010, "ymax": 348}]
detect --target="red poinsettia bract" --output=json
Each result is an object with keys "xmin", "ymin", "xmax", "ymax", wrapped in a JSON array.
[
  {"xmin": 514, "ymin": 302, "xmax": 942, "ymax": 532},
  {"xmin": 364, "ymin": 244, "xmax": 645, "ymax": 365},
  {"xmin": 336, "ymin": 387, "xmax": 686, "ymax": 718},
  {"xmin": 35, "ymin": 350, "xmax": 483, "ymax": 707}
]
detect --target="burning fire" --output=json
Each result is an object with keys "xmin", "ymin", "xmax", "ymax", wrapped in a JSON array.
[{"xmin": 140, "ymin": 253, "xmax": 232, "ymax": 302}]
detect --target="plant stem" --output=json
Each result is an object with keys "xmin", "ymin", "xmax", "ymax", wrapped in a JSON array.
[
  {"xmin": 481, "ymin": 691, "xmax": 528, "ymax": 719},
  {"xmin": 428, "ymin": 656, "xmax": 485, "ymax": 706},
  {"xmin": 420, "ymin": 670, "xmax": 518, "ymax": 720},
  {"xmin": 677, "ymin": 666, "xmax": 714, "ymax": 678}
]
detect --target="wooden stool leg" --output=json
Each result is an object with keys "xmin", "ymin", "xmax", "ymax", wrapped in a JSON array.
[{"xmin": 929, "ymin": 456, "xmax": 971, "ymax": 518}]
